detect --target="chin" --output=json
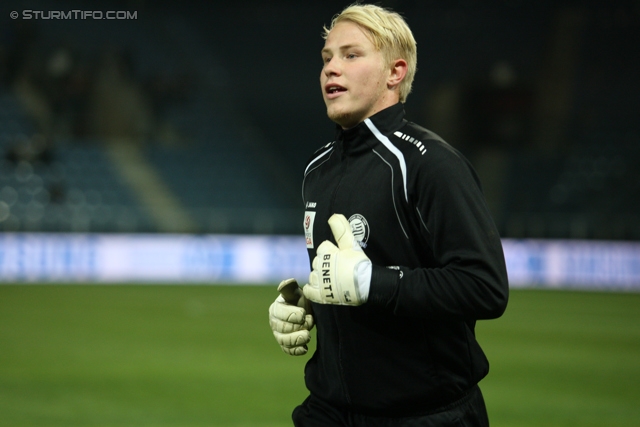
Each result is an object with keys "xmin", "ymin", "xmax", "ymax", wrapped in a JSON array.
[{"xmin": 327, "ymin": 108, "xmax": 357, "ymax": 128}]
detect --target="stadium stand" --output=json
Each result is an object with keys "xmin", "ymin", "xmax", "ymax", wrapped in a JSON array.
[
  {"xmin": 0, "ymin": 0, "xmax": 300, "ymax": 234},
  {"xmin": 0, "ymin": 89, "xmax": 152, "ymax": 232},
  {"xmin": 500, "ymin": 4, "xmax": 640, "ymax": 240}
]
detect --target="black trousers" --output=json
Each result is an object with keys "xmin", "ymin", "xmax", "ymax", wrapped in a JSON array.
[{"xmin": 292, "ymin": 385, "xmax": 489, "ymax": 427}]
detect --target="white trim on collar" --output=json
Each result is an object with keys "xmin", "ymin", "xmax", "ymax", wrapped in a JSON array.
[{"xmin": 364, "ymin": 118, "xmax": 408, "ymax": 202}]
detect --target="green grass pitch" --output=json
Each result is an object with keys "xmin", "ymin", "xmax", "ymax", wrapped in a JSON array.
[{"xmin": 1, "ymin": 285, "xmax": 639, "ymax": 427}]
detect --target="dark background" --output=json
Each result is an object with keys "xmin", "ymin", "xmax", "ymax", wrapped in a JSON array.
[{"xmin": 0, "ymin": 0, "xmax": 638, "ymax": 238}]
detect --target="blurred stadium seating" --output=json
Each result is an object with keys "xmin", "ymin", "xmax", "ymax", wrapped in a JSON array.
[{"xmin": 0, "ymin": 0, "xmax": 637, "ymax": 238}]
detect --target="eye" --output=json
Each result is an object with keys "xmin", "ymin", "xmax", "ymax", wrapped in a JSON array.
[
  {"xmin": 322, "ymin": 56, "xmax": 332, "ymax": 64},
  {"xmin": 346, "ymin": 53, "xmax": 358, "ymax": 60}
]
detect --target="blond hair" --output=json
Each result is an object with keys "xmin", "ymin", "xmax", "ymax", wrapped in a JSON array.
[{"xmin": 323, "ymin": 3, "xmax": 417, "ymax": 103}]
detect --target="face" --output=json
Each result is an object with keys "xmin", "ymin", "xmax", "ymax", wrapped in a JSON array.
[{"xmin": 320, "ymin": 21, "xmax": 397, "ymax": 129}]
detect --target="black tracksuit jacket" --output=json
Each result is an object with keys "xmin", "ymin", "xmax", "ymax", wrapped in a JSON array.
[{"xmin": 301, "ymin": 103, "xmax": 509, "ymax": 417}]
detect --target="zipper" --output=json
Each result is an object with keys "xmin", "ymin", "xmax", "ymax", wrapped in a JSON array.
[
  {"xmin": 329, "ymin": 150, "xmax": 353, "ymax": 406},
  {"xmin": 329, "ymin": 153, "xmax": 348, "ymax": 214},
  {"xmin": 333, "ymin": 306, "xmax": 352, "ymax": 406}
]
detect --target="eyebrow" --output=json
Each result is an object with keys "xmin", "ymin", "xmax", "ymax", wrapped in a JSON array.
[{"xmin": 321, "ymin": 44, "xmax": 363, "ymax": 56}]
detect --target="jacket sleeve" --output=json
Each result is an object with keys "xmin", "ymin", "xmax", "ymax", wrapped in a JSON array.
[{"xmin": 368, "ymin": 145, "xmax": 509, "ymax": 320}]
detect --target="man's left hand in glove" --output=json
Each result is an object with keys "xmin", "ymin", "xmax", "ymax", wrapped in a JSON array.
[{"xmin": 303, "ymin": 214, "xmax": 372, "ymax": 306}]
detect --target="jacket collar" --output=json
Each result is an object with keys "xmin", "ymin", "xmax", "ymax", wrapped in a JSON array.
[{"xmin": 335, "ymin": 103, "xmax": 406, "ymax": 152}]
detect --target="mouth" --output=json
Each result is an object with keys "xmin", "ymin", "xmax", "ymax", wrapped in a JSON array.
[{"xmin": 325, "ymin": 84, "xmax": 347, "ymax": 98}]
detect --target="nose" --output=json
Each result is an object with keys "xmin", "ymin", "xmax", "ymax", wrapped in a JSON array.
[{"xmin": 323, "ymin": 57, "xmax": 340, "ymax": 77}]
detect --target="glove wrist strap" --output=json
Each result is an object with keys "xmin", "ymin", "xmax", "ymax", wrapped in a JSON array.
[{"xmin": 355, "ymin": 260, "xmax": 372, "ymax": 302}]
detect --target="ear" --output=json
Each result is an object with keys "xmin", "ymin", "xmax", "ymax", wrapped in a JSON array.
[{"xmin": 387, "ymin": 58, "xmax": 408, "ymax": 89}]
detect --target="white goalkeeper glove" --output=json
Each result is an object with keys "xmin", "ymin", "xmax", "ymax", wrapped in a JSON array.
[
  {"xmin": 303, "ymin": 214, "xmax": 372, "ymax": 306},
  {"xmin": 269, "ymin": 278, "xmax": 314, "ymax": 356}
]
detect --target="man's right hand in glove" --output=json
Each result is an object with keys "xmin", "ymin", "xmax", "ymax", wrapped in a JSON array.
[{"xmin": 269, "ymin": 278, "xmax": 314, "ymax": 356}]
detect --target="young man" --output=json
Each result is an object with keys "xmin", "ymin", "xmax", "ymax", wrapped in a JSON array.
[{"xmin": 268, "ymin": 4, "xmax": 509, "ymax": 426}]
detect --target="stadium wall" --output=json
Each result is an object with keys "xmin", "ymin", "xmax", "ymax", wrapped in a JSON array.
[{"xmin": 0, "ymin": 233, "xmax": 638, "ymax": 290}]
